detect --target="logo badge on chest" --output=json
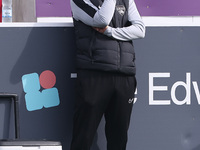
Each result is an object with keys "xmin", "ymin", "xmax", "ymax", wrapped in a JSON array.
[{"xmin": 116, "ymin": 5, "xmax": 126, "ymax": 16}]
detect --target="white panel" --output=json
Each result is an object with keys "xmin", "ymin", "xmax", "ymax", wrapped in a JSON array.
[
  {"xmin": 36, "ymin": 16, "xmax": 200, "ymax": 27},
  {"xmin": 0, "ymin": 146, "xmax": 62, "ymax": 150}
]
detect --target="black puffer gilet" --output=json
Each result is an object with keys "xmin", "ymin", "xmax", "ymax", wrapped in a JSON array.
[{"xmin": 73, "ymin": 0, "xmax": 136, "ymax": 75}]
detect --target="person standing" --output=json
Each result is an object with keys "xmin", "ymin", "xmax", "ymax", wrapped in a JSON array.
[{"xmin": 70, "ymin": 0, "xmax": 145, "ymax": 149}]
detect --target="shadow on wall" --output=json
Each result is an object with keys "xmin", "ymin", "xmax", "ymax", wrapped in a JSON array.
[
  {"xmin": 193, "ymin": 145, "xmax": 200, "ymax": 150},
  {"xmin": 9, "ymin": 27, "xmax": 75, "ymax": 150},
  {"xmin": 8, "ymin": 26, "xmax": 101, "ymax": 150}
]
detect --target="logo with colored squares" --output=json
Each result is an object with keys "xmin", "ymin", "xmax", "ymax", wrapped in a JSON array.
[{"xmin": 22, "ymin": 70, "xmax": 60, "ymax": 111}]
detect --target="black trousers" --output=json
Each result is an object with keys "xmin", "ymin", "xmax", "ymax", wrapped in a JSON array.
[{"xmin": 70, "ymin": 70, "xmax": 137, "ymax": 150}]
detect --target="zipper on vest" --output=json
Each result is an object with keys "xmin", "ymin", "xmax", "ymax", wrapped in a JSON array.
[
  {"xmin": 89, "ymin": 30, "xmax": 96, "ymax": 63},
  {"xmin": 117, "ymin": 42, "xmax": 120, "ymax": 69}
]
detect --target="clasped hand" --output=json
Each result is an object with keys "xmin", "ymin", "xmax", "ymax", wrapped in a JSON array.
[{"xmin": 93, "ymin": 26, "xmax": 108, "ymax": 33}]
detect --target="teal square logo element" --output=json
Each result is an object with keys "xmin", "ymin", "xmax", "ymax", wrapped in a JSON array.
[{"xmin": 22, "ymin": 70, "xmax": 60, "ymax": 111}]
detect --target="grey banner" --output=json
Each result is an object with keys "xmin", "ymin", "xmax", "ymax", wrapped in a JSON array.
[{"xmin": 0, "ymin": 27, "xmax": 200, "ymax": 150}]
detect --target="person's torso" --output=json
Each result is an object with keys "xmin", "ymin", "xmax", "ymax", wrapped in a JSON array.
[{"xmin": 74, "ymin": 0, "xmax": 136, "ymax": 75}]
